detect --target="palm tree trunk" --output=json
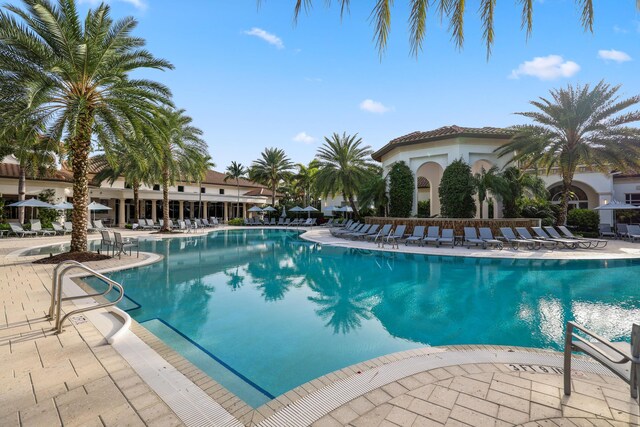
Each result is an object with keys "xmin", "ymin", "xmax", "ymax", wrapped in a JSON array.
[
  {"xmin": 18, "ymin": 166, "xmax": 26, "ymax": 224},
  {"xmin": 559, "ymin": 180, "xmax": 571, "ymax": 225},
  {"xmin": 133, "ymin": 180, "xmax": 140, "ymax": 221},
  {"xmin": 348, "ymin": 194, "xmax": 359, "ymax": 219},
  {"xmin": 478, "ymin": 196, "xmax": 484, "ymax": 219},
  {"xmin": 271, "ymin": 183, "xmax": 276, "ymax": 206},
  {"xmin": 69, "ymin": 112, "xmax": 93, "ymax": 253},
  {"xmin": 161, "ymin": 168, "xmax": 170, "ymax": 232}
]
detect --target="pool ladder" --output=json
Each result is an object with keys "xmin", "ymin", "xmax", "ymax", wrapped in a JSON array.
[{"xmin": 48, "ymin": 260, "xmax": 125, "ymax": 334}]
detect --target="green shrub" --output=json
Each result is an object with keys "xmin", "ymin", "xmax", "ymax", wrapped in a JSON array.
[
  {"xmin": 439, "ymin": 159, "xmax": 476, "ymax": 218},
  {"xmin": 0, "ymin": 223, "xmax": 9, "ymax": 231},
  {"xmin": 36, "ymin": 189, "xmax": 60, "ymax": 228},
  {"xmin": 228, "ymin": 218, "xmax": 244, "ymax": 226},
  {"xmin": 417, "ymin": 200, "xmax": 430, "ymax": 218},
  {"xmin": 125, "ymin": 224, "xmax": 133, "ymax": 229},
  {"xmin": 567, "ymin": 209, "xmax": 600, "ymax": 232},
  {"xmin": 519, "ymin": 198, "xmax": 557, "ymax": 226},
  {"xmin": 388, "ymin": 161, "xmax": 414, "ymax": 218}
]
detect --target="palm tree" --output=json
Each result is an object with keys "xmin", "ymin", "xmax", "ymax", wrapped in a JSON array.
[
  {"xmin": 315, "ymin": 132, "xmax": 374, "ymax": 218},
  {"xmin": 293, "ymin": 160, "xmax": 320, "ymax": 206},
  {"xmin": 278, "ymin": 0, "xmax": 617, "ymax": 58},
  {"xmin": 495, "ymin": 166, "xmax": 548, "ymax": 218},
  {"xmin": 358, "ymin": 166, "xmax": 388, "ymax": 217},
  {"xmin": 249, "ymin": 148, "xmax": 294, "ymax": 206},
  {"xmin": 473, "ymin": 165, "xmax": 502, "ymax": 219},
  {"xmin": 496, "ymin": 81, "xmax": 640, "ymax": 224},
  {"xmin": 224, "ymin": 161, "xmax": 247, "ymax": 219},
  {"xmin": 0, "ymin": 125, "xmax": 58, "ymax": 224},
  {"xmin": 92, "ymin": 139, "xmax": 155, "ymax": 222},
  {"xmin": 154, "ymin": 108, "xmax": 210, "ymax": 232},
  {"xmin": 0, "ymin": 0, "xmax": 172, "ymax": 252}
]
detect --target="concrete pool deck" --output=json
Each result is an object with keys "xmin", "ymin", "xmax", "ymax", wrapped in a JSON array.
[{"xmin": 0, "ymin": 227, "xmax": 638, "ymax": 426}]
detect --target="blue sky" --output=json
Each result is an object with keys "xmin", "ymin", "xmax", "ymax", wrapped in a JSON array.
[{"xmin": 78, "ymin": 0, "xmax": 640, "ymax": 170}]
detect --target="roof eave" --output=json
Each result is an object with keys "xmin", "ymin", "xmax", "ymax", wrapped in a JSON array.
[{"xmin": 371, "ymin": 132, "xmax": 514, "ymax": 162}]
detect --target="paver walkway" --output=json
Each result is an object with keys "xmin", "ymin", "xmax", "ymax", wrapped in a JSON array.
[
  {"xmin": 311, "ymin": 361, "xmax": 639, "ymax": 426},
  {"xmin": 0, "ymin": 233, "xmax": 183, "ymax": 426}
]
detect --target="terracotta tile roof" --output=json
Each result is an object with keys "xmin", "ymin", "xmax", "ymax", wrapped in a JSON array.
[
  {"xmin": 65, "ymin": 157, "xmax": 267, "ymax": 189},
  {"xmin": 0, "ymin": 162, "xmax": 74, "ymax": 182},
  {"xmin": 372, "ymin": 125, "xmax": 515, "ymax": 161},
  {"xmin": 243, "ymin": 187, "xmax": 284, "ymax": 197}
]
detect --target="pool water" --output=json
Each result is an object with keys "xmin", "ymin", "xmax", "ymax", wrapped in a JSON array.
[{"xmin": 86, "ymin": 229, "xmax": 640, "ymax": 407}]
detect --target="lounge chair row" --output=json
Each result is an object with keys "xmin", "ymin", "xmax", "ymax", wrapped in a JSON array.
[
  {"xmin": 242, "ymin": 217, "xmax": 317, "ymax": 227},
  {"xmin": 330, "ymin": 222, "xmax": 609, "ymax": 250},
  {"xmin": 136, "ymin": 217, "xmax": 220, "ymax": 231},
  {"xmin": 3, "ymin": 219, "xmax": 111, "ymax": 238}
]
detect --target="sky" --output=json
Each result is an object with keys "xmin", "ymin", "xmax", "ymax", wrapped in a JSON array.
[{"xmin": 75, "ymin": 0, "xmax": 640, "ymax": 170}]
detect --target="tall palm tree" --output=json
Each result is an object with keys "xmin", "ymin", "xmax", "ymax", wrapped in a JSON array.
[
  {"xmin": 473, "ymin": 165, "xmax": 502, "ymax": 219},
  {"xmin": 249, "ymin": 148, "xmax": 293, "ymax": 206},
  {"xmin": 293, "ymin": 160, "xmax": 320, "ymax": 206},
  {"xmin": 496, "ymin": 81, "xmax": 640, "ymax": 224},
  {"xmin": 154, "ymin": 108, "xmax": 210, "ymax": 232},
  {"xmin": 274, "ymin": 0, "xmax": 619, "ymax": 58},
  {"xmin": 0, "ymin": 124, "xmax": 58, "ymax": 224},
  {"xmin": 358, "ymin": 166, "xmax": 388, "ymax": 217},
  {"xmin": 224, "ymin": 161, "xmax": 247, "ymax": 219},
  {"xmin": 495, "ymin": 166, "xmax": 548, "ymax": 218},
  {"xmin": 92, "ymin": 139, "xmax": 155, "ymax": 222},
  {"xmin": 315, "ymin": 133, "xmax": 374, "ymax": 218},
  {"xmin": 0, "ymin": 0, "xmax": 172, "ymax": 252}
]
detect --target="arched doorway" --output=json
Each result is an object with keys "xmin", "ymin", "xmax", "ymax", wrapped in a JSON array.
[
  {"xmin": 548, "ymin": 183, "xmax": 593, "ymax": 210},
  {"xmin": 471, "ymin": 159, "xmax": 498, "ymax": 218},
  {"xmin": 416, "ymin": 161, "xmax": 444, "ymax": 216}
]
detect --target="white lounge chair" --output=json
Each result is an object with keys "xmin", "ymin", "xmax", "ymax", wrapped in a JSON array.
[
  {"xmin": 9, "ymin": 222, "xmax": 37, "ymax": 237},
  {"xmin": 405, "ymin": 226, "xmax": 425, "ymax": 246}
]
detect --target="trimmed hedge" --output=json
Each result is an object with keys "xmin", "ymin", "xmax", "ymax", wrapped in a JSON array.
[
  {"xmin": 439, "ymin": 159, "xmax": 476, "ymax": 218},
  {"xmin": 566, "ymin": 208, "xmax": 599, "ymax": 232},
  {"xmin": 388, "ymin": 161, "xmax": 414, "ymax": 218},
  {"xmin": 227, "ymin": 218, "xmax": 244, "ymax": 226}
]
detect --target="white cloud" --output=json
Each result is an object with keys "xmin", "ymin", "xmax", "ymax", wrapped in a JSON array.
[
  {"xmin": 598, "ymin": 49, "xmax": 632, "ymax": 63},
  {"xmin": 613, "ymin": 25, "xmax": 628, "ymax": 34},
  {"xmin": 244, "ymin": 27, "xmax": 284, "ymax": 49},
  {"xmin": 292, "ymin": 132, "xmax": 315, "ymax": 144},
  {"xmin": 305, "ymin": 77, "xmax": 323, "ymax": 83},
  {"xmin": 359, "ymin": 99, "xmax": 391, "ymax": 114},
  {"xmin": 509, "ymin": 55, "xmax": 580, "ymax": 80},
  {"xmin": 78, "ymin": 0, "xmax": 147, "ymax": 10}
]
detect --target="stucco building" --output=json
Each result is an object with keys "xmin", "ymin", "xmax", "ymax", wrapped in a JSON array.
[
  {"xmin": 0, "ymin": 155, "xmax": 277, "ymax": 226},
  {"xmin": 370, "ymin": 125, "xmax": 640, "ymax": 225}
]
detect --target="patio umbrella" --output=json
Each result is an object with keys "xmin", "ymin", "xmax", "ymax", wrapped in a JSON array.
[
  {"xmin": 594, "ymin": 199, "xmax": 640, "ymax": 230},
  {"xmin": 88, "ymin": 201, "xmax": 112, "ymax": 222},
  {"xmin": 248, "ymin": 206, "xmax": 263, "ymax": 212},
  {"xmin": 53, "ymin": 201, "xmax": 74, "ymax": 210},
  {"xmin": 262, "ymin": 206, "xmax": 277, "ymax": 219},
  {"xmin": 8, "ymin": 199, "xmax": 55, "ymax": 209},
  {"xmin": 289, "ymin": 206, "xmax": 303, "ymax": 221},
  {"xmin": 302, "ymin": 205, "xmax": 318, "ymax": 218},
  {"xmin": 8, "ymin": 199, "xmax": 56, "ymax": 222}
]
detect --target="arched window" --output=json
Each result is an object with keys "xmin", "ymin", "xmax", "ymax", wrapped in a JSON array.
[{"xmin": 548, "ymin": 185, "xmax": 589, "ymax": 209}]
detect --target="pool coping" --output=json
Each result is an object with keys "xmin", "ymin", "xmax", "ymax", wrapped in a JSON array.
[
  {"xmin": 37, "ymin": 227, "xmax": 638, "ymax": 426},
  {"xmin": 299, "ymin": 227, "xmax": 640, "ymax": 260}
]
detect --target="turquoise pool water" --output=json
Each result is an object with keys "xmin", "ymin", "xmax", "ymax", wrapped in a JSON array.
[{"xmin": 86, "ymin": 229, "xmax": 640, "ymax": 407}]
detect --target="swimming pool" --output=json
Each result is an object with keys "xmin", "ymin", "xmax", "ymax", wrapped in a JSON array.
[{"xmin": 87, "ymin": 229, "xmax": 640, "ymax": 408}]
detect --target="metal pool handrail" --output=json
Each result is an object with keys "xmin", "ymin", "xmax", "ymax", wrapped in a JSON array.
[{"xmin": 49, "ymin": 260, "xmax": 125, "ymax": 334}]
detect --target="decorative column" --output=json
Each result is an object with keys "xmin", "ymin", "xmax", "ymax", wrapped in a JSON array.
[
  {"xmin": 151, "ymin": 200, "xmax": 157, "ymax": 222},
  {"xmin": 243, "ymin": 203, "xmax": 247, "ymax": 218},
  {"xmin": 189, "ymin": 201, "xmax": 195, "ymax": 219},
  {"xmin": 203, "ymin": 201, "xmax": 208, "ymax": 219},
  {"xmin": 223, "ymin": 202, "xmax": 228, "ymax": 222},
  {"xmin": 119, "ymin": 198, "xmax": 126, "ymax": 227},
  {"xmin": 179, "ymin": 201, "xmax": 184, "ymax": 220}
]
